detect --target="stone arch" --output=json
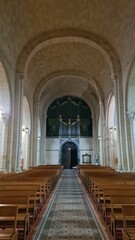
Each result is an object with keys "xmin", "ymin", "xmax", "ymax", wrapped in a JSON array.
[
  {"xmin": 15, "ymin": 30, "xmax": 122, "ymax": 170},
  {"xmin": 34, "ymin": 71, "xmax": 103, "ymax": 102},
  {"xmin": 59, "ymin": 139, "xmax": 80, "ymax": 168},
  {"xmin": 34, "ymin": 72, "xmax": 103, "ymax": 131},
  {"xmin": 16, "ymin": 29, "xmax": 121, "ymax": 76},
  {"xmin": 35, "ymin": 72, "xmax": 102, "ymax": 134}
]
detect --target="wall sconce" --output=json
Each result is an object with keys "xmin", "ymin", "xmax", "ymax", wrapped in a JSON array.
[
  {"xmin": 22, "ymin": 127, "xmax": 30, "ymax": 134},
  {"xmin": 109, "ymin": 126, "xmax": 116, "ymax": 132},
  {"xmin": 98, "ymin": 136, "xmax": 101, "ymax": 140},
  {"xmin": 22, "ymin": 127, "xmax": 25, "ymax": 132},
  {"xmin": 25, "ymin": 127, "xmax": 29, "ymax": 133}
]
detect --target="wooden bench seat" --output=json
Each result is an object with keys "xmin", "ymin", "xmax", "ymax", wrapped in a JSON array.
[
  {"xmin": 0, "ymin": 189, "xmax": 37, "ymax": 227},
  {"xmin": 122, "ymin": 205, "xmax": 135, "ymax": 240},
  {"xmin": 0, "ymin": 204, "xmax": 18, "ymax": 240},
  {"xmin": 0, "ymin": 231, "xmax": 18, "ymax": 240},
  {"xmin": 103, "ymin": 196, "xmax": 135, "ymax": 225},
  {"xmin": 0, "ymin": 196, "xmax": 30, "ymax": 240},
  {"xmin": 0, "ymin": 165, "xmax": 61, "ymax": 239},
  {"xmin": 95, "ymin": 189, "xmax": 135, "ymax": 209},
  {"xmin": 110, "ymin": 204, "xmax": 135, "ymax": 239}
]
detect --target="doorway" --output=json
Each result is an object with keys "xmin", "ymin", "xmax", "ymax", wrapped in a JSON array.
[{"xmin": 61, "ymin": 142, "xmax": 77, "ymax": 169}]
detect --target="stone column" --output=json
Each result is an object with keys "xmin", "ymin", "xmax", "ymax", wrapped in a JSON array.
[
  {"xmin": 40, "ymin": 113, "xmax": 46, "ymax": 165},
  {"xmin": 111, "ymin": 73, "xmax": 126, "ymax": 171},
  {"xmin": 127, "ymin": 111, "xmax": 135, "ymax": 171},
  {"xmin": 105, "ymin": 128, "xmax": 110, "ymax": 166},
  {"xmin": 77, "ymin": 115, "xmax": 80, "ymax": 137},
  {"xmin": 12, "ymin": 73, "xmax": 24, "ymax": 172},
  {"xmin": 109, "ymin": 128, "xmax": 114, "ymax": 167},
  {"xmin": 5, "ymin": 113, "xmax": 12, "ymax": 172},
  {"xmin": 92, "ymin": 114, "xmax": 98, "ymax": 163},
  {"xmin": 1, "ymin": 113, "xmax": 10, "ymax": 172},
  {"xmin": 99, "ymin": 101, "xmax": 105, "ymax": 165},
  {"xmin": 32, "ymin": 99, "xmax": 39, "ymax": 166},
  {"xmin": 21, "ymin": 128, "xmax": 30, "ymax": 169}
]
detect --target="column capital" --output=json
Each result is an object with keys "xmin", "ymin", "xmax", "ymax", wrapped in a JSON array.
[
  {"xmin": 111, "ymin": 72, "xmax": 119, "ymax": 83},
  {"xmin": 33, "ymin": 98, "xmax": 40, "ymax": 105},
  {"xmin": 127, "ymin": 111, "xmax": 135, "ymax": 121},
  {"xmin": 59, "ymin": 115, "xmax": 62, "ymax": 121},
  {"xmin": 77, "ymin": 115, "xmax": 80, "ymax": 121},
  {"xmin": 20, "ymin": 73, "xmax": 25, "ymax": 81},
  {"xmin": 91, "ymin": 114, "xmax": 95, "ymax": 119},
  {"xmin": 16, "ymin": 71, "xmax": 25, "ymax": 80},
  {"xmin": 1, "ymin": 112, "xmax": 10, "ymax": 124}
]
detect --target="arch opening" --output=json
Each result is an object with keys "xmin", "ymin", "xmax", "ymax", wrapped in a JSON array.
[{"xmin": 61, "ymin": 142, "xmax": 77, "ymax": 169}]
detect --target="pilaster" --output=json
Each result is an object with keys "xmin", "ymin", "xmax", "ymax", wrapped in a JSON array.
[
  {"xmin": 32, "ymin": 99, "xmax": 39, "ymax": 166},
  {"xmin": 0, "ymin": 113, "xmax": 10, "ymax": 172},
  {"xmin": 40, "ymin": 113, "xmax": 46, "ymax": 165},
  {"xmin": 99, "ymin": 101, "xmax": 105, "ymax": 165},
  {"xmin": 127, "ymin": 111, "xmax": 135, "ymax": 171},
  {"xmin": 12, "ymin": 73, "xmax": 24, "ymax": 172},
  {"xmin": 111, "ymin": 72, "xmax": 126, "ymax": 171},
  {"xmin": 92, "ymin": 114, "xmax": 98, "ymax": 163}
]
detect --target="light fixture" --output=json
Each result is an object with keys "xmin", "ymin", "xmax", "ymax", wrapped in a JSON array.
[
  {"xmin": 22, "ymin": 126, "xmax": 30, "ymax": 133},
  {"xmin": 22, "ymin": 127, "xmax": 25, "ymax": 131},
  {"xmin": 25, "ymin": 127, "xmax": 29, "ymax": 133}
]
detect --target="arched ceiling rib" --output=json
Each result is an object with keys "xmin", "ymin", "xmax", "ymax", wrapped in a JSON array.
[
  {"xmin": 0, "ymin": 0, "xmax": 135, "ymax": 72},
  {"xmin": 0, "ymin": 0, "xmax": 135, "ymax": 114},
  {"xmin": 26, "ymin": 42, "xmax": 111, "ymax": 100}
]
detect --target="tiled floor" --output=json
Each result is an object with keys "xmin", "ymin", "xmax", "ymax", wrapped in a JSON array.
[{"xmin": 34, "ymin": 170, "xmax": 104, "ymax": 240}]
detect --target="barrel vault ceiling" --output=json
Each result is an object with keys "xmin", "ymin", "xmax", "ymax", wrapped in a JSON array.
[{"xmin": 0, "ymin": 0, "xmax": 135, "ymax": 112}]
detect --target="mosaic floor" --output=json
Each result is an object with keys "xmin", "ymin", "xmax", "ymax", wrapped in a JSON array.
[{"xmin": 34, "ymin": 170, "xmax": 104, "ymax": 240}]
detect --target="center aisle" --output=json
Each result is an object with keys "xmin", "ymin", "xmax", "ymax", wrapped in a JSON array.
[{"xmin": 34, "ymin": 169, "xmax": 104, "ymax": 240}]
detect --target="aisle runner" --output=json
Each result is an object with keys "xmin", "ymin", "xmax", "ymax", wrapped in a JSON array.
[{"xmin": 39, "ymin": 170, "xmax": 103, "ymax": 240}]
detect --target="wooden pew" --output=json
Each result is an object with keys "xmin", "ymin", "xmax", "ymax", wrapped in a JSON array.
[
  {"xmin": 110, "ymin": 200, "xmax": 135, "ymax": 239},
  {"xmin": 0, "ymin": 196, "xmax": 29, "ymax": 240},
  {"xmin": 95, "ymin": 189, "xmax": 135, "ymax": 210},
  {"xmin": 0, "ymin": 204, "xmax": 18, "ymax": 240},
  {"xmin": 0, "ymin": 165, "xmax": 61, "ymax": 239},
  {"xmin": 78, "ymin": 165, "xmax": 135, "ymax": 240},
  {"xmin": 93, "ymin": 185, "xmax": 135, "ymax": 210},
  {"xmin": 0, "ymin": 189, "xmax": 37, "ymax": 234},
  {"xmin": 103, "ymin": 195, "xmax": 135, "ymax": 226},
  {"xmin": 122, "ymin": 205, "xmax": 135, "ymax": 240},
  {"xmin": 29, "ymin": 164, "xmax": 64, "ymax": 173}
]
